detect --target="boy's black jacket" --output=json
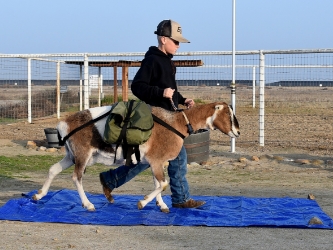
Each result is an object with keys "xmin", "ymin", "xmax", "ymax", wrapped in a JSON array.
[{"xmin": 131, "ymin": 46, "xmax": 186, "ymax": 111}]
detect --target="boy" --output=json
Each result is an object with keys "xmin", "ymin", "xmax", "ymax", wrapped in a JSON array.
[{"xmin": 100, "ymin": 19, "xmax": 205, "ymax": 209}]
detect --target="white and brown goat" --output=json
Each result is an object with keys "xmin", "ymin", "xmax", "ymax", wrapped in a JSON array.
[{"xmin": 33, "ymin": 102, "xmax": 240, "ymax": 212}]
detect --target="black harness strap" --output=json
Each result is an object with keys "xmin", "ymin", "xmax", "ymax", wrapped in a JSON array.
[
  {"xmin": 113, "ymin": 100, "xmax": 137, "ymax": 166},
  {"xmin": 58, "ymin": 110, "xmax": 111, "ymax": 146},
  {"xmin": 170, "ymin": 99, "xmax": 193, "ymax": 135},
  {"xmin": 115, "ymin": 100, "xmax": 134, "ymax": 146},
  {"xmin": 152, "ymin": 114, "xmax": 185, "ymax": 139}
]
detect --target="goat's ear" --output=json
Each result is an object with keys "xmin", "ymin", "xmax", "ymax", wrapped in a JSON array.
[{"xmin": 215, "ymin": 105, "xmax": 224, "ymax": 110}]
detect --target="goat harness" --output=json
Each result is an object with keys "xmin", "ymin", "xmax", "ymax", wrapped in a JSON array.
[{"xmin": 58, "ymin": 100, "xmax": 193, "ymax": 166}]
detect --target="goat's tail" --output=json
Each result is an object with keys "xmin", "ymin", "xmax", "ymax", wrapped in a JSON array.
[
  {"xmin": 57, "ymin": 129, "xmax": 66, "ymax": 146},
  {"xmin": 56, "ymin": 121, "xmax": 69, "ymax": 146}
]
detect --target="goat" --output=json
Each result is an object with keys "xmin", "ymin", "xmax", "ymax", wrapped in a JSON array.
[{"xmin": 33, "ymin": 102, "xmax": 240, "ymax": 213}]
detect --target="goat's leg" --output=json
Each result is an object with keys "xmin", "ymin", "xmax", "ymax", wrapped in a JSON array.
[
  {"xmin": 72, "ymin": 157, "xmax": 95, "ymax": 211},
  {"xmin": 153, "ymin": 176, "xmax": 169, "ymax": 213},
  {"xmin": 32, "ymin": 154, "xmax": 73, "ymax": 201},
  {"xmin": 73, "ymin": 176, "xmax": 95, "ymax": 211},
  {"xmin": 137, "ymin": 166, "xmax": 168, "ymax": 212}
]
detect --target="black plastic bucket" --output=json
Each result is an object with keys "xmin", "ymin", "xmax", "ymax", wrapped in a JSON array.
[
  {"xmin": 44, "ymin": 128, "xmax": 60, "ymax": 148},
  {"xmin": 184, "ymin": 129, "xmax": 210, "ymax": 163}
]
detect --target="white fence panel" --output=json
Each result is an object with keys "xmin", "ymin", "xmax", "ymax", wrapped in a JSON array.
[{"xmin": 1, "ymin": 49, "xmax": 333, "ymax": 153}]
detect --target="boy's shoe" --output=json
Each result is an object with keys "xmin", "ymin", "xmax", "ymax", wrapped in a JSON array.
[
  {"xmin": 99, "ymin": 173, "xmax": 114, "ymax": 203},
  {"xmin": 172, "ymin": 199, "xmax": 205, "ymax": 209}
]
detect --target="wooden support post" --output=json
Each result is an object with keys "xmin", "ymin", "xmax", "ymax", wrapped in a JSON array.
[
  {"xmin": 56, "ymin": 61, "xmax": 61, "ymax": 119},
  {"xmin": 98, "ymin": 67, "xmax": 101, "ymax": 107},
  {"xmin": 122, "ymin": 66, "xmax": 128, "ymax": 101},
  {"xmin": 113, "ymin": 66, "xmax": 118, "ymax": 103}
]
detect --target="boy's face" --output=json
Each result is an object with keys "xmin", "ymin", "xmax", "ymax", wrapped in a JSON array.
[{"xmin": 164, "ymin": 37, "xmax": 180, "ymax": 55}]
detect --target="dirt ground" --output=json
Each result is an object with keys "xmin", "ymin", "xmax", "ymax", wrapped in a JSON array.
[{"xmin": 1, "ymin": 116, "xmax": 333, "ymax": 249}]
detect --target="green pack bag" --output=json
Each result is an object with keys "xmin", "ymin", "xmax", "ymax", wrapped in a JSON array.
[{"xmin": 104, "ymin": 100, "xmax": 154, "ymax": 146}]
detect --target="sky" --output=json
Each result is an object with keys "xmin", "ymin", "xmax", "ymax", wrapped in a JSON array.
[{"xmin": 1, "ymin": 0, "xmax": 333, "ymax": 54}]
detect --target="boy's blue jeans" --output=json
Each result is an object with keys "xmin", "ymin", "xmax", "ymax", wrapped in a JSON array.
[{"xmin": 100, "ymin": 145, "xmax": 190, "ymax": 205}]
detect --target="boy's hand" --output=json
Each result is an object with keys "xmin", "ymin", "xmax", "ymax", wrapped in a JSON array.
[
  {"xmin": 163, "ymin": 88, "xmax": 175, "ymax": 99},
  {"xmin": 185, "ymin": 99, "xmax": 195, "ymax": 108}
]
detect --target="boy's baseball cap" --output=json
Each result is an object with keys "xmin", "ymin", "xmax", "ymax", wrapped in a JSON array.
[{"xmin": 154, "ymin": 19, "xmax": 190, "ymax": 43}]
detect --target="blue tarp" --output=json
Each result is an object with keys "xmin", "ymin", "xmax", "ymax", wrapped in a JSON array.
[{"xmin": 0, "ymin": 189, "xmax": 332, "ymax": 229}]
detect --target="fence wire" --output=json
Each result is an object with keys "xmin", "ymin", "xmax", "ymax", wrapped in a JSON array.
[{"xmin": 0, "ymin": 50, "xmax": 332, "ymax": 153}]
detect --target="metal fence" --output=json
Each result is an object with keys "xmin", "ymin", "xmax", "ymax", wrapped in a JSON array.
[{"xmin": 1, "ymin": 49, "xmax": 333, "ymax": 153}]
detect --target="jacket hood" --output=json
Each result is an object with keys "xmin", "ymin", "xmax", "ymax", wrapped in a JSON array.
[{"xmin": 145, "ymin": 46, "xmax": 173, "ymax": 59}]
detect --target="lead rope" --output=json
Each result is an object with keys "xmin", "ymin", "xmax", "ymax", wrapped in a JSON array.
[{"xmin": 170, "ymin": 99, "xmax": 194, "ymax": 135}]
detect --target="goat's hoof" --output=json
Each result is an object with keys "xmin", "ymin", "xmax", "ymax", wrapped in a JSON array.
[
  {"xmin": 32, "ymin": 194, "xmax": 38, "ymax": 201},
  {"xmin": 82, "ymin": 203, "xmax": 96, "ymax": 212},
  {"xmin": 161, "ymin": 208, "xmax": 170, "ymax": 213},
  {"xmin": 137, "ymin": 201, "xmax": 144, "ymax": 210}
]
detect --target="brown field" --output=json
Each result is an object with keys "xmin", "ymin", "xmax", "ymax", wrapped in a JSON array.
[{"xmin": 1, "ymin": 85, "xmax": 333, "ymax": 154}]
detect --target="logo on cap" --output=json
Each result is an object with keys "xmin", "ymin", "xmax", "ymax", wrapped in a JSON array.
[{"xmin": 177, "ymin": 27, "xmax": 182, "ymax": 34}]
